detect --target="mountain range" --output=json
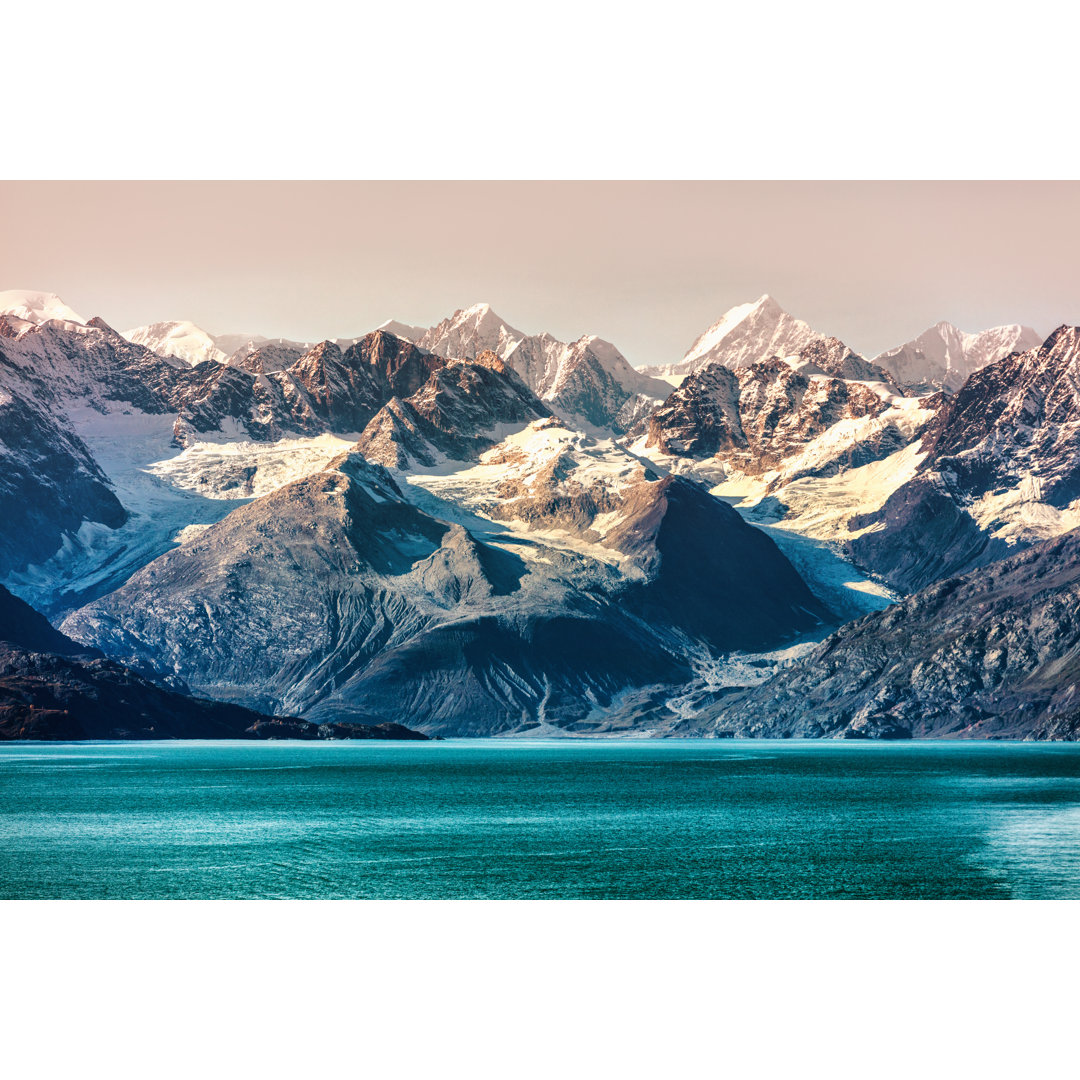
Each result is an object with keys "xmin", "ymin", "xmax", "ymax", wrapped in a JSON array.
[{"xmin": 2, "ymin": 286, "xmax": 1077, "ymax": 740}]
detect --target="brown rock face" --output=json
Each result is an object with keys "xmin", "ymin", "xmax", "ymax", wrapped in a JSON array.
[
  {"xmin": 645, "ymin": 356, "xmax": 889, "ymax": 474},
  {"xmin": 169, "ymin": 331, "xmax": 452, "ymax": 446},
  {"xmin": 354, "ymin": 358, "xmax": 550, "ymax": 469}
]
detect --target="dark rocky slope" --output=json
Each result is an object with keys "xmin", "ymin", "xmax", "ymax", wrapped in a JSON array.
[
  {"xmin": 844, "ymin": 474, "xmax": 1011, "ymax": 594},
  {"xmin": 0, "ymin": 386, "xmax": 127, "ymax": 576},
  {"xmin": 62, "ymin": 455, "xmax": 827, "ymax": 736},
  {"xmin": 685, "ymin": 528, "xmax": 1080, "ymax": 740},
  {"xmin": 605, "ymin": 475, "xmax": 828, "ymax": 650},
  {"xmin": 354, "ymin": 351, "xmax": 550, "ymax": 468},
  {"xmin": 0, "ymin": 585, "xmax": 426, "ymax": 741}
]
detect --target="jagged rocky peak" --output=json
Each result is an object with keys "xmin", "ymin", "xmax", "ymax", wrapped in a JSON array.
[
  {"xmin": 354, "ymin": 352, "xmax": 551, "ymax": 470},
  {"xmin": 173, "ymin": 327, "xmax": 510, "ymax": 459},
  {"xmin": 641, "ymin": 363, "xmax": 743, "ymax": 458},
  {"xmin": 644, "ymin": 294, "xmax": 827, "ymax": 381},
  {"xmin": 286, "ymin": 337, "xmax": 344, "ymax": 383},
  {"xmin": 169, "ymin": 331, "xmax": 453, "ymax": 448},
  {"xmin": 170, "ymin": 361, "xmax": 319, "ymax": 447},
  {"xmin": 550, "ymin": 334, "xmax": 670, "ymax": 397},
  {"xmin": 872, "ymin": 319, "xmax": 1043, "ymax": 393},
  {"xmin": 351, "ymin": 397, "xmax": 432, "ymax": 469},
  {"xmin": 921, "ymin": 323, "xmax": 1080, "ymax": 497},
  {"xmin": 418, "ymin": 302, "xmax": 520, "ymax": 359},
  {"xmin": 0, "ymin": 315, "xmax": 191, "ymax": 418},
  {"xmin": 342, "ymin": 329, "xmax": 448, "ymax": 398},
  {"xmin": 85, "ymin": 315, "xmax": 121, "ymax": 336},
  {"xmin": 1040, "ymin": 323, "xmax": 1080, "ymax": 370},
  {"xmin": 294, "ymin": 337, "xmax": 342, "ymax": 364},
  {"xmin": 641, "ymin": 350, "xmax": 896, "ymax": 479},
  {"xmin": 845, "ymin": 324, "xmax": 1080, "ymax": 593},
  {"xmin": 288, "ymin": 332, "xmax": 444, "ymax": 428},
  {"xmin": 412, "ymin": 303, "xmax": 668, "ymax": 434},
  {"xmin": 796, "ymin": 337, "xmax": 901, "ymax": 387},
  {"xmin": 228, "ymin": 337, "xmax": 312, "ymax": 373}
]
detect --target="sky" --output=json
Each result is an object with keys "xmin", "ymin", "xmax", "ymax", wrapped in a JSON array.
[{"xmin": 2, "ymin": 181, "xmax": 1079, "ymax": 367}]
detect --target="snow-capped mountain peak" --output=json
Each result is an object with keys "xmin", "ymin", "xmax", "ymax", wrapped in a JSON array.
[
  {"xmin": 873, "ymin": 320, "xmax": 1044, "ymax": 393},
  {"xmin": 416, "ymin": 306, "xmax": 671, "ymax": 432},
  {"xmin": 375, "ymin": 319, "xmax": 426, "ymax": 342},
  {"xmin": 742, "ymin": 293, "xmax": 782, "ymax": 317},
  {"xmin": 422, "ymin": 302, "xmax": 522, "ymax": 357},
  {"xmin": 643, "ymin": 295, "xmax": 826, "ymax": 382},
  {"xmin": 0, "ymin": 289, "xmax": 87, "ymax": 331},
  {"xmin": 418, "ymin": 302, "xmax": 523, "ymax": 359},
  {"xmin": 122, "ymin": 321, "xmax": 229, "ymax": 367},
  {"xmin": 578, "ymin": 334, "xmax": 620, "ymax": 364}
]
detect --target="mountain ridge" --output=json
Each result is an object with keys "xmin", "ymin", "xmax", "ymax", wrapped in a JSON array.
[{"xmin": 3, "ymin": 285, "xmax": 1079, "ymax": 740}]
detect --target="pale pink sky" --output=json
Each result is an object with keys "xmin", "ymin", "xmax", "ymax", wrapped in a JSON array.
[{"xmin": 2, "ymin": 181, "xmax": 1078, "ymax": 366}]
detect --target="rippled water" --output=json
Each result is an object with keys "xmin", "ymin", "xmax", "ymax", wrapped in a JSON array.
[{"xmin": 2, "ymin": 739, "xmax": 1080, "ymax": 899}]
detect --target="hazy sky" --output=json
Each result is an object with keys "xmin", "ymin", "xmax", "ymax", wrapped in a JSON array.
[{"xmin": 3, "ymin": 181, "xmax": 1078, "ymax": 366}]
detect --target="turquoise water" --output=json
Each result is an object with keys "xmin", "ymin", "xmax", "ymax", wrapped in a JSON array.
[{"xmin": 2, "ymin": 739, "xmax": 1080, "ymax": 899}]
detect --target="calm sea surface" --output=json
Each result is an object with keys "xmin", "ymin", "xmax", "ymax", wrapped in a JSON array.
[{"xmin": 3, "ymin": 739, "xmax": 1080, "ymax": 899}]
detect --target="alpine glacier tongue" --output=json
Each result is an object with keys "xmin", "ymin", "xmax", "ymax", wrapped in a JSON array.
[{"xmin": 60, "ymin": 451, "xmax": 827, "ymax": 736}]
